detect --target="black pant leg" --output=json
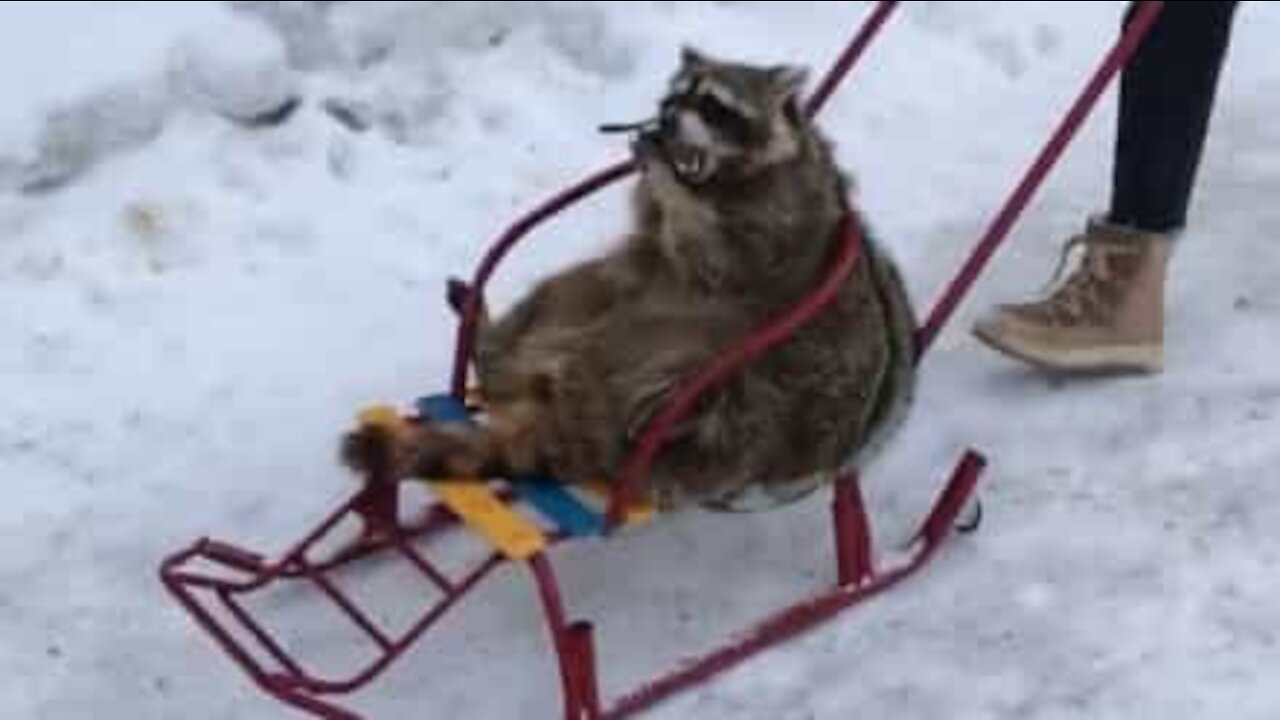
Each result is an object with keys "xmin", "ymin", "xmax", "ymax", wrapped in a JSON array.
[{"xmin": 1109, "ymin": 1, "xmax": 1240, "ymax": 233}]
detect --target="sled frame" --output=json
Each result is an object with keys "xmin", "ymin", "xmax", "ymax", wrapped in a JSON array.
[{"xmin": 159, "ymin": 2, "xmax": 1166, "ymax": 717}]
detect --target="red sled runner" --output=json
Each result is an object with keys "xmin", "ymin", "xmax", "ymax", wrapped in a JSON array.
[{"xmin": 159, "ymin": 3, "xmax": 1166, "ymax": 718}]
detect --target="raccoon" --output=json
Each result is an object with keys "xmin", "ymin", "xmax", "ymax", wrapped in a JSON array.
[{"xmin": 342, "ymin": 48, "xmax": 918, "ymax": 512}]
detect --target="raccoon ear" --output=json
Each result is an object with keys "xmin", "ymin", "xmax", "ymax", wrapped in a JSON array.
[
  {"xmin": 769, "ymin": 65, "xmax": 810, "ymax": 100},
  {"xmin": 681, "ymin": 45, "xmax": 711, "ymax": 69}
]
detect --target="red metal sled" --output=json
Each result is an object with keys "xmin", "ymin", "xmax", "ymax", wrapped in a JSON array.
[{"xmin": 159, "ymin": 2, "xmax": 1166, "ymax": 718}]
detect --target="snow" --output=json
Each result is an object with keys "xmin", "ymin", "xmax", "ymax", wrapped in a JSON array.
[
  {"xmin": 2, "ymin": 1, "xmax": 1280, "ymax": 718},
  {"xmin": 0, "ymin": 1, "xmax": 291, "ymax": 192}
]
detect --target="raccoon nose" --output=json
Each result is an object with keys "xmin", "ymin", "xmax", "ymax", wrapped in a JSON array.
[
  {"xmin": 657, "ymin": 118, "xmax": 674, "ymax": 139},
  {"xmin": 659, "ymin": 106, "xmax": 679, "ymax": 137},
  {"xmin": 631, "ymin": 129, "xmax": 662, "ymax": 158}
]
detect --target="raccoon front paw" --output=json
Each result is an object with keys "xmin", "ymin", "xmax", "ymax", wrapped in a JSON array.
[{"xmin": 340, "ymin": 424, "xmax": 398, "ymax": 478}]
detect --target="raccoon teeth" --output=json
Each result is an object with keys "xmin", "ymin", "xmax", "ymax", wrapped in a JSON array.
[{"xmin": 676, "ymin": 152, "xmax": 704, "ymax": 178}]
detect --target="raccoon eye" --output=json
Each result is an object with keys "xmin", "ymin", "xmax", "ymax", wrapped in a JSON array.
[
  {"xmin": 693, "ymin": 93, "xmax": 753, "ymax": 142},
  {"xmin": 694, "ymin": 93, "xmax": 738, "ymax": 125}
]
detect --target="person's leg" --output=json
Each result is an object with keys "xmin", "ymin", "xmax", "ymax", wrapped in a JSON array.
[
  {"xmin": 1110, "ymin": 1, "xmax": 1240, "ymax": 233},
  {"xmin": 973, "ymin": 1, "xmax": 1239, "ymax": 374}
]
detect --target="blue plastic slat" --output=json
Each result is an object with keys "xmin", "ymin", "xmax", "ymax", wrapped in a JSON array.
[
  {"xmin": 416, "ymin": 393, "xmax": 601, "ymax": 536},
  {"xmin": 415, "ymin": 394, "xmax": 472, "ymax": 424},
  {"xmin": 511, "ymin": 476, "xmax": 605, "ymax": 538}
]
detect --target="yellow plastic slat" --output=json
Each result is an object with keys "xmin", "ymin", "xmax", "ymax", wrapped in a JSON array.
[
  {"xmin": 579, "ymin": 481, "xmax": 656, "ymax": 527},
  {"xmin": 357, "ymin": 405, "xmax": 411, "ymax": 436},
  {"xmin": 431, "ymin": 481, "xmax": 548, "ymax": 560}
]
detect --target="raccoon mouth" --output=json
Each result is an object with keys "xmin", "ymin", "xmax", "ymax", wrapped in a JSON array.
[
  {"xmin": 665, "ymin": 144, "xmax": 709, "ymax": 182},
  {"xmin": 603, "ymin": 121, "xmax": 713, "ymax": 185},
  {"xmin": 644, "ymin": 135, "xmax": 712, "ymax": 185}
]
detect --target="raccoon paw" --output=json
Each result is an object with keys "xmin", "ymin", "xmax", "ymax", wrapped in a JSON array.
[{"xmin": 340, "ymin": 424, "xmax": 397, "ymax": 478}]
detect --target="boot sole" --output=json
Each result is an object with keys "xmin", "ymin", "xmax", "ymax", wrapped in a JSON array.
[{"xmin": 972, "ymin": 325, "xmax": 1163, "ymax": 375}]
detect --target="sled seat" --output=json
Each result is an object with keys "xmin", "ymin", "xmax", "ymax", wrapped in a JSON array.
[{"xmin": 359, "ymin": 394, "xmax": 654, "ymax": 561}]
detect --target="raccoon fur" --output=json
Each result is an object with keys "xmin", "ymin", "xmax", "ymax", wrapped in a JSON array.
[{"xmin": 342, "ymin": 48, "xmax": 918, "ymax": 512}]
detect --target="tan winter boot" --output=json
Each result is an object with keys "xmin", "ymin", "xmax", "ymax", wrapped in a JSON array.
[{"xmin": 972, "ymin": 217, "xmax": 1172, "ymax": 374}]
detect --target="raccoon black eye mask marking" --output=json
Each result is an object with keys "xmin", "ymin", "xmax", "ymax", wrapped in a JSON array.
[
  {"xmin": 601, "ymin": 49, "xmax": 810, "ymax": 188},
  {"xmin": 692, "ymin": 93, "xmax": 752, "ymax": 142}
]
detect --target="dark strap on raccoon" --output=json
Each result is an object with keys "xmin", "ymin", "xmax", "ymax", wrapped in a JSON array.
[{"xmin": 599, "ymin": 119, "xmax": 658, "ymax": 135}]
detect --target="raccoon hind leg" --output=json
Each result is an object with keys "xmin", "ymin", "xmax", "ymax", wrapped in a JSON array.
[{"xmin": 341, "ymin": 398, "xmax": 548, "ymax": 483}]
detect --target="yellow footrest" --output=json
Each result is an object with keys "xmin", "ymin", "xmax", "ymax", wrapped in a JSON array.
[
  {"xmin": 432, "ymin": 481, "xmax": 548, "ymax": 561},
  {"xmin": 355, "ymin": 403, "xmax": 652, "ymax": 554}
]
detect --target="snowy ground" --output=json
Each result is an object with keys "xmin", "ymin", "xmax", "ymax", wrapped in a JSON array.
[{"xmin": 3, "ymin": 2, "xmax": 1280, "ymax": 718}]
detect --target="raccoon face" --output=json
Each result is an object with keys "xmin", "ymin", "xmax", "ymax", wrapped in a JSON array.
[{"xmin": 636, "ymin": 48, "xmax": 810, "ymax": 189}]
